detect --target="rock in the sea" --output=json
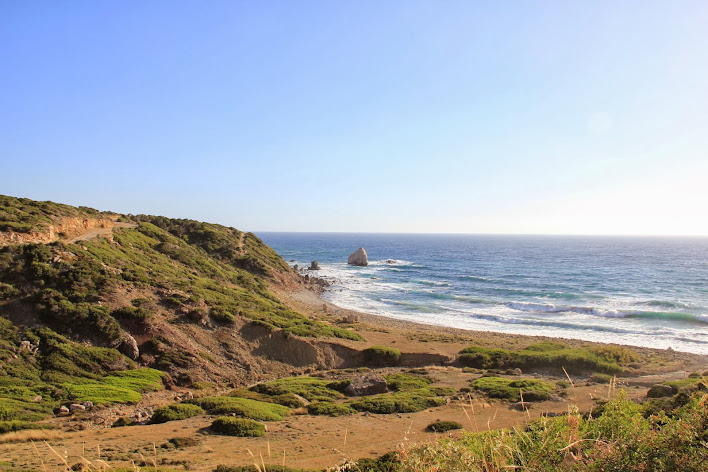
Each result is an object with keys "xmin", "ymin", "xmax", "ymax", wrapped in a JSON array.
[
  {"xmin": 308, "ymin": 261, "xmax": 320, "ymax": 270},
  {"xmin": 347, "ymin": 248, "xmax": 368, "ymax": 266},
  {"xmin": 344, "ymin": 373, "xmax": 388, "ymax": 396}
]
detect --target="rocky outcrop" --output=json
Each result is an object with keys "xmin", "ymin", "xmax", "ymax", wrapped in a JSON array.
[
  {"xmin": 119, "ymin": 334, "xmax": 140, "ymax": 360},
  {"xmin": 345, "ymin": 373, "xmax": 388, "ymax": 396},
  {"xmin": 347, "ymin": 248, "xmax": 368, "ymax": 266},
  {"xmin": 308, "ymin": 261, "xmax": 320, "ymax": 270},
  {"xmin": 0, "ymin": 217, "xmax": 115, "ymax": 246}
]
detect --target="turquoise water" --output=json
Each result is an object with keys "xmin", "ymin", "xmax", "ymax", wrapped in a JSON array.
[{"xmin": 258, "ymin": 233, "xmax": 708, "ymax": 354}]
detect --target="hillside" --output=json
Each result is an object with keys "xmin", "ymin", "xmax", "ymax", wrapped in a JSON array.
[{"xmin": 0, "ymin": 195, "xmax": 362, "ymax": 429}]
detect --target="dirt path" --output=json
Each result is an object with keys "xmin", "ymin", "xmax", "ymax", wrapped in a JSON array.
[{"xmin": 67, "ymin": 222, "xmax": 137, "ymax": 243}]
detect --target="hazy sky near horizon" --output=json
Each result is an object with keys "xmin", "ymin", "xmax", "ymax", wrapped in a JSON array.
[{"xmin": 1, "ymin": 1, "xmax": 707, "ymax": 235}]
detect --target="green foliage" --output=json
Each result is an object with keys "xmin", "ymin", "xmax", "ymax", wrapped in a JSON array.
[
  {"xmin": 214, "ymin": 466, "xmax": 319, "ymax": 472},
  {"xmin": 385, "ymin": 373, "xmax": 432, "ymax": 391},
  {"xmin": 588, "ymin": 373, "xmax": 613, "ymax": 384},
  {"xmin": 354, "ymin": 452, "xmax": 402, "ymax": 472},
  {"xmin": 0, "ymin": 195, "xmax": 101, "ymax": 234},
  {"xmin": 210, "ymin": 416, "xmax": 265, "ymax": 437},
  {"xmin": 307, "ymin": 401, "xmax": 357, "ymax": 417},
  {"xmin": 458, "ymin": 342, "xmax": 629, "ymax": 374},
  {"xmin": 426, "ymin": 420, "xmax": 463, "ymax": 433},
  {"xmin": 210, "ymin": 307, "xmax": 235, "ymax": 324},
  {"xmin": 62, "ymin": 382, "xmax": 142, "ymax": 404},
  {"xmin": 469, "ymin": 376, "xmax": 555, "ymax": 401},
  {"xmin": 151, "ymin": 403, "xmax": 204, "ymax": 424},
  {"xmin": 398, "ymin": 391, "xmax": 708, "ymax": 471},
  {"xmin": 348, "ymin": 388, "xmax": 445, "ymax": 414},
  {"xmin": 187, "ymin": 396, "xmax": 289, "ymax": 421},
  {"xmin": 0, "ymin": 420, "xmax": 55, "ymax": 434},
  {"xmin": 363, "ymin": 346, "xmax": 401, "ymax": 366},
  {"xmin": 250, "ymin": 377, "xmax": 344, "ymax": 402}
]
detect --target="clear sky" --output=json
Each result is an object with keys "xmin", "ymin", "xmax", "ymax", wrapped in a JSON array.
[{"xmin": 1, "ymin": 1, "xmax": 707, "ymax": 235}]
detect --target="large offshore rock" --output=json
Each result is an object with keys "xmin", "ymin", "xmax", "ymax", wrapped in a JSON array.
[{"xmin": 347, "ymin": 247, "xmax": 368, "ymax": 266}]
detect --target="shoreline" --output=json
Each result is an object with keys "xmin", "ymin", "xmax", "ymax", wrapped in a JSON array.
[{"xmin": 276, "ymin": 285, "xmax": 708, "ymax": 373}]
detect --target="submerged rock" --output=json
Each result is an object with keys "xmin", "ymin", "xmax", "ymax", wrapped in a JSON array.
[{"xmin": 347, "ymin": 248, "xmax": 368, "ymax": 266}]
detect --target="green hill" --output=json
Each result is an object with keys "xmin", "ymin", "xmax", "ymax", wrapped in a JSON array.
[{"xmin": 0, "ymin": 194, "xmax": 360, "ymax": 428}]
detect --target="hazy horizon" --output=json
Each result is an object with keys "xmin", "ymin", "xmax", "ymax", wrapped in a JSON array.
[{"xmin": 2, "ymin": 2, "xmax": 707, "ymax": 236}]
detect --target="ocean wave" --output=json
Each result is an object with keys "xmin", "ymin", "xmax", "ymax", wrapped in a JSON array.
[
  {"xmin": 506, "ymin": 301, "xmax": 708, "ymax": 324},
  {"xmin": 369, "ymin": 259, "xmax": 414, "ymax": 266},
  {"xmin": 413, "ymin": 279, "xmax": 450, "ymax": 287},
  {"xmin": 459, "ymin": 275, "xmax": 499, "ymax": 283},
  {"xmin": 641, "ymin": 300, "xmax": 690, "ymax": 309}
]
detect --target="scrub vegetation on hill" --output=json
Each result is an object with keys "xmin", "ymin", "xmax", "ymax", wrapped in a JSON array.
[{"xmin": 0, "ymin": 194, "xmax": 361, "ymax": 433}]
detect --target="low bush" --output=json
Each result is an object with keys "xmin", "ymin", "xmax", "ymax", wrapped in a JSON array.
[
  {"xmin": 363, "ymin": 346, "xmax": 401, "ymax": 366},
  {"xmin": 458, "ymin": 342, "xmax": 628, "ymax": 374},
  {"xmin": 211, "ymin": 417, "xmax": 265, "ymax": 437},
  {"xmin": 0, "ymin": 420, "xmax": 55, "ymax": 434},
  {"xmin": 348, "ymin": 388, "xmax": 445, "ymax": 414},
  {"xmin": 151, "ymin": 403, "xmax": 204, "ymax": 424},
  {"xmin": 250, "ymin": 377, "xmax": 344, "ymax": 402},
  {"xmin": 589, "ymin": 373, "xmax": 614, "ymax": 384},
  {"xmin": 308, "ymin": 402, "xmax": 356, "ymax": 417},
  {"xmin": 385, "ymin": 373, "xmax": 431, "ymax": 391},
  {"xmin": 426, "ymin": 420, "xmax": 463, "ymax": 433},
  {"xmin": 469, "ymin": 376, "xmax": 555, "ymax": 402},
  {"xmin": 187, "ymin": 396, "xmax": 289, "ymax": 421}
]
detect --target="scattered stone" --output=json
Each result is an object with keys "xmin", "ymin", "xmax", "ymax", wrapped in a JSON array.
[
  {"xmin": 291, "ymin": 393, "xmax": 310, "ymax": 406},
  {"xmin": 32, "ymin": 395, "xmax": 42, "ymax": 402},
  {"xmin": 647, "ymin": 384, "xmax": 677, "ymax": 398},
  {"xmin": 511, "ymin": 401, "xmax": 530, "ymax": 411},
  {"xmin": 69, "ymin": 403, "xmax": 86, "ymax": 412},
  {"xmin": 342, "ymin": 313, "xmax": 360, "ymax": 323},
  {"xmin": 308, "ymin": 261, "xmax": 321, "ymax": 270},
  {"xmin": 511, "ymin": 368, "xmax": 523, "ymax": 376},
  {"xmin": 344, "ymin": 373, "xmax": 388, "ymax": 396},
  {"xmin": 549, "ymin": 394, "xmax": 564, "ymax": 403},
  {"xmin": 57, "ymin": 405, "xmax": 70, "ymax": 415},
  {"xmin": 347, "ymin": 248, "xmax": 368, "ymax": 266},
  {"xmin": 82, "ymin": 401, "xmax": 93, "ymax": 409},
  {"xmin": 385, "ymin": 259, "xmax": 395, "ymax": 264}
]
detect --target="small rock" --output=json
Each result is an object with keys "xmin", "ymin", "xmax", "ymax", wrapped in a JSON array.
[
  {"xmin": 511, "ymin": 401, "xmax": 530, "ymax": 411},
  {"xmin": 58, "ymin": 405, "xmax": 70, "ymax": 415},
  {"xmin": 32, "ymin": 395, "xmax": 42, "ymax": 402},
  {"xmin": 82, "ymin": 401, "xmax": 93, "ymax": 409},
  {"xmin": 511, "ymin": 368, "xmax": 523, "ymax": 376},
  {"xmin": 308, "ymin": 261, "xmax": 321, "ymax": 270},
  {"xmin": 385, "ymin": 259, "xmax": 395, "ymax": 264},
  {"xmin": 69, "ymin": 403, "xmax": 86, "ymax": 412}
]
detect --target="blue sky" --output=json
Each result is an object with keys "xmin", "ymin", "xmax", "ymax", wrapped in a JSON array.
[{"xmin": 1, "ymin": 1, "xmax": 707, "ymax": 235}]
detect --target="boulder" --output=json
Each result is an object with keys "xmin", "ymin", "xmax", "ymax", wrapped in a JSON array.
[
  {"xmin": 69, "ymin": 403, "xmax": 86, "ymax": 412},
  {"xmin": 511, "ymin": 401, "xmax": 530, "ymax": 411},
  {"xmin": 647, "ymin": 384, "xmax": 677, "ymax": 398},
  {"xmin": 308, "ymin": 261, "xmax": 321, "ymax": 270},
  {"xmin": 344, "ymin": 373, "xmax": 388, "ymax": 396},
  {"xmin": 347, "ymin": 248, "xmax": 368, "ymax": 266},
  {"xmin": 120, "ymin": 334, "xmax": 140, "ymax": 360},
  {"xmin": 57, "ymin": 405, "xmax": 70, "ymax": 415}
]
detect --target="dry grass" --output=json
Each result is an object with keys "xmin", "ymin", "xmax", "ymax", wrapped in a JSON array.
[{"xmin": 0, "ymin": 429, "xmax": 63, "ymax": 444}]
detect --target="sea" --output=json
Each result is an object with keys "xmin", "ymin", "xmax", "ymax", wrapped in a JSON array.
[{"xmin": 257, "ymin": 233, "xmax": 708, "ymax": 355}]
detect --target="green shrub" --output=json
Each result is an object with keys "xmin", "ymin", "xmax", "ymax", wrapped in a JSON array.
[
  {"xmin": 589, "ymin": 373, "xmax": 614, "ymax": 384},
  {"xmin": 426, "ymin": 420, "xmax": 463, "ymax": 433},
  {"xmin": 385, "ymin": 373, "xmax": 431, "ymax": 391},
  {"xmin": 211, "ymin": 417, "xmax": 265, "ymax": 437},
  {"xmin": 469, "ymin": 376, "xmax": 555, "ymax": 401},
  {"xmin": 348, "ymin": 389, "xmax": 445, "ymax": 414},
  {"xmin": 151, "ymin": 403, "xmax": 204, "ymax": 423},
  {"xmin": 0, "ymin": 420, "xmax": 55, "ymax": 434},
  {"xmin": 187, "ymin": 396, "xmax": 289, "ymax": 421},
  {"xmin": 211, "ymin": 307, "xmax": 235, "ymax": 324},
  {"xmin": 363, "ymin": 346, "xmax": 401, "ymax": 366},
  {"xmin": 458, "ymin": 343, "xmax": 626, "ymax": 374},
  {"xmin": 308, "ymin": 402, "xmax": 356, "ymax": 417},
  {"xmin": 250, "ymin": 377, "xmax": 344, "ymax": 402}
]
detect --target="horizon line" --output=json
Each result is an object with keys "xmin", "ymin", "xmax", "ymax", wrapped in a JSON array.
[{"xmin": 252, "ymin": 230, "xmax": 708, "ymax": 238}]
